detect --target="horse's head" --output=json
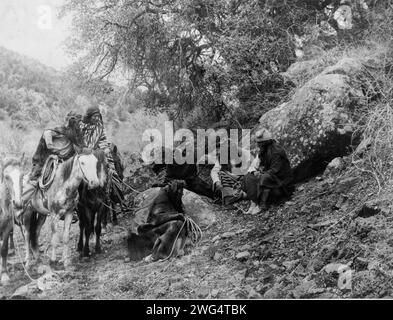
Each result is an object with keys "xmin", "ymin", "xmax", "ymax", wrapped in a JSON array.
[
  {"xmin": 0, "ymin": 155, "xmax": 24, "ymax": 210},
  {"xmin": 77, "ymin": 150, "xmax": 106, "ymax": 190}
]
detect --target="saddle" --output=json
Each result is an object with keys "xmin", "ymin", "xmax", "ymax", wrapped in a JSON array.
[{"xmin": 23, "ymin": 155, "xmax": 60, "ymax": 216}]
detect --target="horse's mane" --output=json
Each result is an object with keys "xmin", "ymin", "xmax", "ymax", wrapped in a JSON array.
[
  {"xmin": 1, "ymin": 158, "xmax": 22, "ymax": 172},
  {"xmin": 61, "ymin": 149, "xmax": 106, "ymax": 182},
  {"xmin": 61, "ymin": 156, "xmax": 76, "ymax": 182}
]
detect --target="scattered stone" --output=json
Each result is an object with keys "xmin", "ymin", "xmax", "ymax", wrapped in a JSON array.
[
  {"xmin": 211, "ymin": 289, "xmax": 219, "ymax": 298},
  {"xmin": 357, "ymin": 202, "xmax": 381, "ymax": 218},
  {"xmin": 292, "ymin": 263, "xmax": 307, "ymax": 276},
  {"xmin": 307, "ymin": 219, "xmax": 338, "ymax": 230},
  {"xmin": 268, "ymin": 263, "xmax": 280, "ymax": 270},
  {"xmin": 248, "ymin": 288, "xmax": 263, "ymax": 299},
  {"xmin": 213, "ymin": 252, "xmax": 222, "ymax": 261},
  {"xmin": 282, "ymin": 259, "xmax": 300, "ymax": 271},
  {"xmin": 239, "ymin": 244, "xmax": 252, "ymax": 251},
  {"xmin": 336, "ymin": 177, "xmax": 360, "ymax": 193},
  {"xmin": 236, "ymin": 251, "xmax": 251, "ymax": 261},
  {"xmin": 263, "ymin": 283, "xmax": 283, "ymax": 299},
  {"xmin": 291, "ymin": 280, "xmax": 318, "ymax": 299},
  {"xmin": 333, "ymin": 195, "xmax": 348, "ymax": 210},
  {"xmin": 323, "ymin": 157, "xmax": 344, "ymax": 177},
  {"xmin": 235, "ymin": 229, "xmax": 249, "ymax": 235},
  {"xmin": 221, "ymin": 232, "xmax": 236, "ymax": 239},
  {"xmin": 353, "ymin": 257, "xmax": 369, "ymax": 271},
  {"xmin": 211, "ymin": 235, "xmax": 221, "ymax": 242},
  {"xmin": 37, "ymin": 265, "xmax": 52, "ymax": 275},
  {"xmin": 334, "ymin": 5, "xmax": 353, "ymax": 30},
  {"xmin": 196, "ymin": 288, "xmax": 210, "ymax": 298}
]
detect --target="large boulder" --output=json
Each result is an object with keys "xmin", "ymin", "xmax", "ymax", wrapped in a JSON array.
[
  {"xmin": 254, "ymin": 56, "xmax": 379, "ymax": 181},
  {"xmin": 132, "ymin": 188, "xmax": 216, "ymax": 232}
]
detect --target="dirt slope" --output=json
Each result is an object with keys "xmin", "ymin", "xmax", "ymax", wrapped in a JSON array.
[{"xmin": 1, "ymin": 165, "xmax": 393, "ymax": 299}]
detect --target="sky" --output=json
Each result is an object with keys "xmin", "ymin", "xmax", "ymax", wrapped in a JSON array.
[{"xmin": 0, "ymin": 0, "xmax": 73, "ymax": 70}]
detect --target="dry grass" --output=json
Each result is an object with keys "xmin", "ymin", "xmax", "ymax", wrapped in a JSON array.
[{"xmin": 351, "ymin": 45, "xmax": 393, "ymax": 192}]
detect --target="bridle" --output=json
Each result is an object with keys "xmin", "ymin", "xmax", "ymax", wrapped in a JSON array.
[{"xmin": 76, "ymin": 154, "xmax": 91, "ymax": 185}]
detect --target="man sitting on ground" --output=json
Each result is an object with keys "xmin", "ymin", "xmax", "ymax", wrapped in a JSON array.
[
  {"xmin": 210, "ymin": 141, "xmax": 251, "ymax": 205},
  {"xmin": 243, "ymin": 129, "xmax": 293, "ymax": 215}
]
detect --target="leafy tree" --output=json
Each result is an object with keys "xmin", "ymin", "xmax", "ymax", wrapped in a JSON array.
[{"xmin": 61, "ymin": 0, "xmax": 323, "ymax": 129}]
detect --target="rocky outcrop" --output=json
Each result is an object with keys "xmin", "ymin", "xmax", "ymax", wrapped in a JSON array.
[{"xmin": 255, "ymin": 56, "xmax": 380, "ymax": 182}]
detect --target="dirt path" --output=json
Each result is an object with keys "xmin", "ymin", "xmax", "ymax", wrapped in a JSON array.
[{"xmin": 2, "ymin": 175, "xmax": 393, "ymax": 299}]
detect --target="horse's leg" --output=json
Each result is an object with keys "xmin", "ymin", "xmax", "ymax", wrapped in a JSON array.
[
  {"xmin": 112, "ymin": 202, "xmax": 118, "ymax": 226},
  {"xmin": 32, "ymin": 214, "xmax": 46, "ymax": 262},
  {"xmin": 1, "ymin": 222, "xmax": 12, "ymax": 285},
  {"xmin": 23, "ymin": 208, "xmax": 33, "ymax": 268},
  {"xmin": 49, "ymin": 215, "xmax": 59, "ymax": 267},
  {"xmin": 95, "ymin": 207, "xmax": 103, "ymax": 254},
  {"xmin": 9, "ymin": 230, "xmax": 15, "ymax": 254},
  {"xmin": 83, "ymin": 209, "xmax": 92, "ymax": 258},
  {"xmin": 62, "ymin": 212, "xmax": 73, "ymax": 268},
  {"xmin": 101, "ymin": 206, "xmax": 108, "ymax": 231},
  {"xmin": 77, "ymin": 209, "xmax": 84, "ymax": 255}
]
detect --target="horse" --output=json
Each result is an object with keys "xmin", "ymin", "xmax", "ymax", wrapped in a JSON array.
[
  {"xmin": 23, "ymin": 150, "xmax": 106, "ymax": 269},
  {"xmin": 77, "ymin": 150, "xmax": 108, "ymax": 258},
  {"xmin": 0, "ymin": 156, "xmax": 24, "ymax": 284}
]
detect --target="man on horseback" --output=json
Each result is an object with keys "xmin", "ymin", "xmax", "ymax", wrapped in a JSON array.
[
  {"xmin": 16, "ymin": 112, "xmax": 84, "ymax": 222},
  {"xmin": 78, "ymin": 106, "xmax": 124, "ymax": 204}
]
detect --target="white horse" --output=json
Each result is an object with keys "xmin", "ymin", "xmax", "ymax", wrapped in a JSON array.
[
  {"xmin": 23, "ymin": 150, "xmax": 106, "ymax": 269},
  {"xmin": 0, "ymin": 156, "xmax": 24, "ymax": 284}
]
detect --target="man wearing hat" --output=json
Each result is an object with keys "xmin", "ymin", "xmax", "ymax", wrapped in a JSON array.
[
  {"xmin": 20, "ymin": 111, "xmax": 84, "ymax": 218},
  {"xmin": 79, "ymin": 106, "xmax": 124, "ymax": 202},
  {"xmin": 244, "ymin": 128, "xmax": 293, "ymax": 215},
  {"xmin": 26, "ymin": 111, "xmax": 83, "ymax": 186}
]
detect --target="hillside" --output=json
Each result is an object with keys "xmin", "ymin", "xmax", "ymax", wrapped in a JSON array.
[{"xmin": 2, "ymin": 0, "xmax": 393, "ymax": 300}]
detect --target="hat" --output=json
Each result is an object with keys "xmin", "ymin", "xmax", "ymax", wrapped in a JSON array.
[
  {"xmin": 66, "ymin": 111, "xmax": 81, "ymax": 121},
  {"xmin": 84, "ymin": 106, "xmax": 101, "ymax": 122},
  {"xmin": 255, "ymin": 128, "xmax": 273, "ymax": 142}
]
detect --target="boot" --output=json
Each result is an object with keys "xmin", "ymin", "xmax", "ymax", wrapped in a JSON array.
[
  {"xmin": 257, "ymin": 188, "xmax": 271, "ymax": 214},
  {"xmin": 245, "ymin": 201, "xmax": 260, "ymax": 215}
]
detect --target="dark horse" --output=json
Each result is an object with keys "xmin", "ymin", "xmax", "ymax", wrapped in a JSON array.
[
  {"xmin": 127, "ymin": 181, "xmax": 188, "ymax": 262},
  {"xmin": 77, "ymin": 150, "xmax": 108, "ymax": 257}
]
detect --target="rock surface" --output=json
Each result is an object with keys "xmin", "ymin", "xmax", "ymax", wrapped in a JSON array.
[{"xmin": 255, "ymin": 57, "xmax": 378, "ymax": 181}]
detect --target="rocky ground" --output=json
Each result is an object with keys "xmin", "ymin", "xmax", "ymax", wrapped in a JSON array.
[{"xmin": 1, "ymin": 156, "xmax": 393, "ymax": 299}]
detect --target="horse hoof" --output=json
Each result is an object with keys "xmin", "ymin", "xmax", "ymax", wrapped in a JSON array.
[
  {"xmin": 1, "ymin": 273, "xmax": 10, "ymax": 285},
  {"xmin": 143, "ymin": 255, "xmax": 153, "ymax": 263}
]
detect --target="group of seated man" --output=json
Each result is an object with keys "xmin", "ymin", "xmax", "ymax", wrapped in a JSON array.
[{"xmin": 209, "ymin": 129, "xmax": 293, "ymax": 215}]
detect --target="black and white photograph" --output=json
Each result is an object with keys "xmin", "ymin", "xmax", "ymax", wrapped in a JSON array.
[{"xmin": 0, "ymin": 0, "xmax": 392, "ymax": 303}]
